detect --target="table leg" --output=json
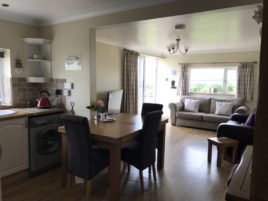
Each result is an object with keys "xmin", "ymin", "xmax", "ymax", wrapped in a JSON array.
[
  {"xmin": 217, "ymin": 145, "xmax": 223, "ymax": 167},
  {"xmin": 207, "ymin": 141, "xmax": 212, "ymax": 163},
  {"xmin": 61, "ymin": 134, "xmax": 67, "ymax": 188},
  {"xmin": 109, "ymin": 145, "xmax": 121, "ymax": 201},
  {"xmin": 157, "ymin": 125, "xmax": 166, "ymax": 170},
  {"xmin": 232, "ymin": 144, "xmax": 238, "ymax": 163}
]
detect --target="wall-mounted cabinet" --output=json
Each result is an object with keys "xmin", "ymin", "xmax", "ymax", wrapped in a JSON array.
[{"xmin": 23, "ymin": 38, "xmax": 52, "ymax": 83}]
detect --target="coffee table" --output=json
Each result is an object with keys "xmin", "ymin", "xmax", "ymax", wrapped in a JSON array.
[{"xmin": 207, "ymin": 137, "xmax": 239, "ymax": 167}]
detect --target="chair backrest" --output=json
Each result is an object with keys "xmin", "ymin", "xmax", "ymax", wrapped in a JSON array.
[
  {"xmin": 61, "ymin": 115, "xmax": 92, "ymax": 179},
  {"xmin": 140, "ymin": 110, "xmax": 163, "ymax": 168},
  {"xmin": 141, "ymin": 103, "xmax": 163, "ymax": 116}
]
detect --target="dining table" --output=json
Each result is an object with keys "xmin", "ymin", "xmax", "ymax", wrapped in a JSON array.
[{"xmin": 58, "ymin": 113, "xmax": 168, "ymax": 201}]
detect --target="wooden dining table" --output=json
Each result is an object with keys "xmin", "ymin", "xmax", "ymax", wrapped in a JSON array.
[{"xmin": 58, "ymin": 113, "xmax": 168, "ymax": 201}]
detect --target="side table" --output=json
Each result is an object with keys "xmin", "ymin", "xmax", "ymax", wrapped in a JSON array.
[{"xmin": 207, "ymin": 137, "xmax": 239, "ymax": 167}]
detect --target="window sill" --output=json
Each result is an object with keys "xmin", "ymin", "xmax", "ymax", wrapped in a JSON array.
[
  {"xmin": 0, "ymin": 105, "xmax": 14, "ymax": 109},
  {"xmin": 189, "ymin": 92, "xmax": 235, "ymax": 97}
]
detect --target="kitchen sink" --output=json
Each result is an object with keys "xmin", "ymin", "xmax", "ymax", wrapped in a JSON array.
[{"xmin": 0, "ymin": 109, "xmax": 17, "ymax": 117}]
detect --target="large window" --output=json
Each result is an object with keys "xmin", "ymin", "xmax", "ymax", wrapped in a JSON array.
[
  {"xmin": 137, "ymin": 56, "xmax": 158, "ymax": 113},
  {"xmin": 189, "ymin": 66, "xmax": 237, "ymax": 95},
  {"xmin": 0, "ymin": 49, "xmax": 12, "ymax": 105}
]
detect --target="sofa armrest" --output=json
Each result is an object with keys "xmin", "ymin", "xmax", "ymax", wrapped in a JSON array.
[
  {"xmin": 234, "ymin": 105, "xmax": 249, "ymax": 114},
  {"xmin": 169, "ymin": 101, "xmax": 183, "ymax": 125},
  {"xmin": 230, "ymin": 113, "xmax": 249, "ymax": 123},
  {"xmin": 217, "ymin": 123, "xmax": 253, "ymax": 145}
]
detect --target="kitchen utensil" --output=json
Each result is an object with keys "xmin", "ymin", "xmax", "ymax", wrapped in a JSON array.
[
  {"xmin": 36, "ymin": 90, "xmax": 51, "ymax": 108},
  {"xmin": 69, "ymin": 102, "xmax": 75, "ymax": 115}
]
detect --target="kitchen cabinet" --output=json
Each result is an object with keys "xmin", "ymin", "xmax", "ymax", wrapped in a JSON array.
[
  {"xmin": 0, "ymin": 118, "xmax": 28, "ymax": 177},
  {"xmin": 23, "ymin": 38, "xmax": 51, "ymax": 83}
]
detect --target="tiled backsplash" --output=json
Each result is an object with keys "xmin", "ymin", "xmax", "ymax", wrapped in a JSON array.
[{"xmin": 11, "ymin": 78, "xmax": 66, "ymax": 108}]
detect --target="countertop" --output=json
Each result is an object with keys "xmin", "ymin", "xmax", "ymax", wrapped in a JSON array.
[{"xmin": 0, "ymin": 107, "xmax": 65, "ymax": 121}]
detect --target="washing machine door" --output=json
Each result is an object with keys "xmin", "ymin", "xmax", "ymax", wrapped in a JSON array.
[{"xmin": 36, "ymin": 127, "xmax": 60, "ymax": 155}]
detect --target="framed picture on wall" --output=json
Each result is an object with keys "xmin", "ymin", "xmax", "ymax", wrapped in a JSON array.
[{"xmin": 65, "ymin": 54, "xmax": 82, "ymax": 70}]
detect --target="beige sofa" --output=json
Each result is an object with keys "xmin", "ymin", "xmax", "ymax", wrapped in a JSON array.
[{"xmin": 169, "ymin": 96, "xmax": 248, "ymax": 130}]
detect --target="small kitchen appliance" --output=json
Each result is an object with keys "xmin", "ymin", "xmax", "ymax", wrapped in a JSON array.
[{"xmin": 36, "ymin": 90, "xmax": 51, "ymax": 108}]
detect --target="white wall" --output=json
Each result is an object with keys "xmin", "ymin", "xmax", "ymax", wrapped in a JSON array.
[
  {"xmin": 158, "ymin": 51, "xmax": 260, "ymax": 112},
  {"xmin": 0, "ymin": 19, "xmax": 39, "ymax": 78},
  {"xmin": 96, "ymin": 42, "xmax": 123, "ymax": 102}
]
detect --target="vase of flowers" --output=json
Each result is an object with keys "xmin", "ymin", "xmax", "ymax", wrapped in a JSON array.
[{"xmin": 86, "ymin": 99, "xmax": 105, "ymax": 120}]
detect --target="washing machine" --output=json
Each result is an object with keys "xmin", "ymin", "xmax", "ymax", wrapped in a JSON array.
[{"xmin": 28, "ymin": 113, "xmax": 63, "ymax": 176}]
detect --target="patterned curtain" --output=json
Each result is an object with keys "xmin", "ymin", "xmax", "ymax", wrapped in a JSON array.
[
  {"xmin": 237, "ymin": 63, "xmax": 254, "ymax": 101},
  {"xmin": 123, "ymin": 49, "xmax": 139, "ymax": 114},
  {"xmin": 177, "ymin": 63, "xmax": 189, "ymax": 96}
]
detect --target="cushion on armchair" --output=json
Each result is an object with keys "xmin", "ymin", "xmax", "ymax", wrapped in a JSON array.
[{"xmin": 245, "ymin": 111, "xmax": 256, "ymax": 126}]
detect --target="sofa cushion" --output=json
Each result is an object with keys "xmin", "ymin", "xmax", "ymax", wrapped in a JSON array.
[
  {"xmin": 203, "ymin": 114, "xmax": 230, "ymax": 123},
  {"xmin": 180, "ymin": 96, "xmax": 211, "ymax": 113},
  {"xmin": 215, "ymin": 102, "xmax": 234, "ymax": 116},
  {"xmin": 176, "ymin": 111, "xmax": 204, "ymax": 121},
  {"xmin": 184, "ymin": 99, "xmax": 200, "ymax": 112},
  {"xmin": 210, "ymin": 97, "xmax": 245, "ymax": 114}
]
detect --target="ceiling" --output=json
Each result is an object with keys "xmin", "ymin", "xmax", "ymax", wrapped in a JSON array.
[
  {"xmin": 0, "ymin": 0, "xmax": 174, "ymax": 25},
  {"xmin": 96, "ymin": 5, "xmax": 261, "ymax": 57}
]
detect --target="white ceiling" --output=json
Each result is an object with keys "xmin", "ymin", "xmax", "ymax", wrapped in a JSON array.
[
  {"xmin": 0, "ymin": 0, "xmax": 174, "ymax": 25},
  {"xmin": 96, "ymin": 5, "xmax": 261, "ymax": 57}
]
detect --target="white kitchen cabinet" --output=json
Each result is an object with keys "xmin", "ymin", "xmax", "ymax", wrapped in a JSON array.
[
  {"xmin": 0, "ymin": 118, "xmax": 28, "ymax": 177},
  {"xmin": 23, "ymin": 38, "xmax": 51, "ymax": 83}
]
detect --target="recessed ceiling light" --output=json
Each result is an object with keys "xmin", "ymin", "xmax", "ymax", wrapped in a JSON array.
[{"xmin": 2, "ymin": 3, "xmax": 10, "ymax": 7}]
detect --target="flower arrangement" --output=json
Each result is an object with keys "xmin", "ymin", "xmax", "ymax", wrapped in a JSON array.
[{"xmin": 86, "ymin": 99, "xmax": 105, "ymax": 113}]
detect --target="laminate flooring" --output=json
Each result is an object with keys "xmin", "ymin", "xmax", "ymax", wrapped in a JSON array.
[{"xmin": 2, "ymin": 125, "xmax": 233, "ymax": 201}]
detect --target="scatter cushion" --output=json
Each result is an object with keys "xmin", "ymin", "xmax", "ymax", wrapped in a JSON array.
[
  {"xmin": 215, "ymin": 101, "xmax": 234, "ymax": 116},
  {"xmin": 245, "ymin": 111, "xmax": 256, "ymax": 126},
  {"xmin": 184, "ymin": 99, "xmax": 200, "ymax": 113}
]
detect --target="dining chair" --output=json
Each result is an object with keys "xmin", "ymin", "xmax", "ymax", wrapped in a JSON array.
[
  {"xmin": 141, "ymin": 103, "xmax": 163, "ymax": 116},
  {"xmin": 121, "ymin": 110, "xmax": 163, "ymax": 191},
  {"xmin": 140, "ymin": 103, "xmax": 163, "ymax": 174},
  {"xmin": 61, "ymin": 115, "xmax": 109, "ymax": 200}
]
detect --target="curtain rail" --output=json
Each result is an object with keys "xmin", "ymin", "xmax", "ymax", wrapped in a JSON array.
[{"xmin": 179, "ymin": 61, "xmax": 258, "ymax": 65}]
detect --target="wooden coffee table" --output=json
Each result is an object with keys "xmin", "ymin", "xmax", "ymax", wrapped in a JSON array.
[{"xmin": 207, "ymin": 137, "xmax": 239, "ymax": 167}]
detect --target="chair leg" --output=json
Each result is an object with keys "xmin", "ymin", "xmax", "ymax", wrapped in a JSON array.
[
  {"xmin": 67, "ymin": 174, "xmax": 72, "ymax": 193},
  {"xmin": 152, "ymin": 164, "xmax": 157, "ymax": 181},
  {"xmin": 139, "ymin": 170, "xmax": 144, "ymax": 192},
  {"xmin": 149, "ymin": 166, "xmax": 151, "ymax": 176},
  {"xmin": 86, "ymin": 180, "xmax": 91, "ymax": 200}
]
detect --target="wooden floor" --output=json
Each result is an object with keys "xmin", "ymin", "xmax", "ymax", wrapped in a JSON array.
[{"xmin": 2, "ymin": 125, "xmax": 233, "ymax": 201}]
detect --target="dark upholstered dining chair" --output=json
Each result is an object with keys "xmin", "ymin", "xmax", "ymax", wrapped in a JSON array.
[
  {"xmin": 141, "ymin": 103, "xmax": 163, "ymax": 116},
  {"xmin": 61, "ymin": 115, "xmax": 109, "ymax": 200},
  {"xmin": 140, "ymin": 103, "xmax": 163, "ymax": 174},
  {"xmin": 121, "ymin": 111, "xmax": 163, "ymax": 191}
]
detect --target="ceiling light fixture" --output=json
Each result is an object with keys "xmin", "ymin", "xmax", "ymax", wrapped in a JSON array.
[
  {"xmin": 2, "ymin": 3, "xmax": 10, "ymax": 7},
  {"xmin": 167, "ymin": 24, "xmax": 189, "ymax": 55}
]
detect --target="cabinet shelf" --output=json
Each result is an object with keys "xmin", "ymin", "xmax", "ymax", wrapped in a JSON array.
[
  {"xmin": 23, "ymin": 37, "xmax": 52, "ymax": 83},
  {"xmin": 27, "ymin": 59, "xmax": 49, "ymax": 62}
]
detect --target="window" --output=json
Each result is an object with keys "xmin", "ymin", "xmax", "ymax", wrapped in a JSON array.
[
  {"xmin": 137, "ymin": 56, "xmax": 158, "ymax": 113},
  {"xmin": 0, "ymin": 49, "xmax": 12, "ymax": 105},
  {"xmin": 189, "ymin": 66, "xmax": 237, "ymax": 95}
]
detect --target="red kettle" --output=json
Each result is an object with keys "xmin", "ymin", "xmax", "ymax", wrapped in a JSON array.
[{"xmin": 36, "ymin": 90, "xmax": 51, "ymax": 108}]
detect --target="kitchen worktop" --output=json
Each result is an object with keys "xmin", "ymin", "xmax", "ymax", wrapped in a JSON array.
[{"xmin": 0, "ymin": 107, "xmax": 65, "ymax": 121}]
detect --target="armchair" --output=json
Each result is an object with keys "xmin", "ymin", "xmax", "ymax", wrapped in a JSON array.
[{"xmin": 217, "ymin": 113, "xmax": 254, "ymax": 160}]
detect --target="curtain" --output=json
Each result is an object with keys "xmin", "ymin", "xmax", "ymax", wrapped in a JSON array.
[
  {"xmin": 237, "ymin": 63, "xmax": 254, "ymax": 101},
  {"xmin": 177, "ymin": 63, "xmax": 189, "ymax": 96},
  {"xmin": 123, "ymin": 49, "xmax": 139, "ymax": 114}
]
